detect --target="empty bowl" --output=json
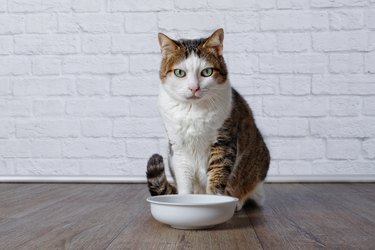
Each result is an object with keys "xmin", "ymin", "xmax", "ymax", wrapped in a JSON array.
[{"xmin": 147, "ymin": 194, "xmax": 238, "ymax": 229}]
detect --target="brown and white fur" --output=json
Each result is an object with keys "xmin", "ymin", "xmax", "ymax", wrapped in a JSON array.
[{"xmin": 146, "ymin": 29, "xmax": 270, "ymax": 211}]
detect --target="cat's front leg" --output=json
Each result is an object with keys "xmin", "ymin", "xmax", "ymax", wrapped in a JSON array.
[
  {"xmin": 206, "ymin": 141, "xmax": 236, "ymax": 195},
  {"xmin": 171, "ymin": 153, "xmax": 194, "ymax": 194}
]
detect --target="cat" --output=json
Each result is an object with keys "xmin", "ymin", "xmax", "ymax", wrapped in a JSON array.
[{"xmin": 146, "ymin": 28, "xmax": 270, "ymax": 211}]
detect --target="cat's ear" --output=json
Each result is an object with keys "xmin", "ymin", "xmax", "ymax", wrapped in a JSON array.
[
  {"xmin": 203, "ymin": 28, "xmax": 224, "ymax": 55},
  {"xmin": 158, "ymin": 33, "xmax": 179, "ymax": 58}
]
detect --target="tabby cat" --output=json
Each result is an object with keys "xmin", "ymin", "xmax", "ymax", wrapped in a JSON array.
[{"xmin": 146, "ymin": 29, "xmax": 270, "ymax": 210}]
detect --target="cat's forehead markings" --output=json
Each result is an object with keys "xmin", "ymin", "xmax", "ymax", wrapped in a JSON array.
[{"xmin": 174, "ymin": 53, "xmax": 210, "ymax": 71}]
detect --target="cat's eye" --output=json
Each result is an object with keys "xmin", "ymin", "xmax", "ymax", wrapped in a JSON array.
[
  {"xmin": 201, "ymin": 68, "xmax": 213, "ymax": 77},
  {"xmin": 174, "ymin": 69, "xmax": 186, "ymax": 78}
]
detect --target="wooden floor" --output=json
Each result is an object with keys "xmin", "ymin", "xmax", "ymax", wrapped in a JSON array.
[{"xmin": 0, "ymin": 183, "xmax": 374, "ymax": 250}]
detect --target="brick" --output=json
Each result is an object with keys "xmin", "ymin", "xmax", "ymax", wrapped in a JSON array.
[
  {"xmin": 125, "ymin": 13, "xmax": 157, "ymax": 33},
  {"xmin": 278, "ymin": 118, "xmax": 309, "ymax": 137},
  {"xmin": 225, "ymin": 33, "xmax": 275, "ymax": 52},
  {"xmin": 81, "ymin": 35, "xmax": 111, "ymax": 54},
  {"xmin": 312, "ymin": 161, "xmax": 375, "ymax": 175},
  {"xmin": 0, "ymin": 56, "xmax": 30, "ymax": 76},
  {"xmin": 0, "ymin": 140, "xmax": 31, "ymax": 157},
  {"xmin": 0, "ymin": 120, "xmax": 14, "ymax": 138},
  {"xmin": 0, "ymin": 99, "xmax": 31, "ymax": 116},
  {"xmin": 327, "ymin": 139, "xmax": 360, "ymax": 160},
  {"xmin": 13, "ymin": 77, "xmax": 73, "ymax": 96},
  {"xmin": 8, "ymin": 0, "xmax": 71, "ymax": 12},
  {"xmin": 72, "ymin": 0, "xmax": 104, "ymax": 12},
  {"xmin": 112, "ymin": 75, "xmax": 159, "ymax": 96},
  {"xmin": 264, "ymin": 96, "xmax": 328, "ymax": 117},
  {"xmin": 58, "ymin": 14, "xmax": 123, "ymax": 33},
  {"xmin": 256, "ymin": 118, "xmax": 309, "ymax": 137},
  {"xmin": 129, "ymin": 54, "xmax": 160, "ymax": 74},
  {"xmin": 175, "ymin": 0, "xmax": 207, "ymax": 9},
  {"xmin": 113, "ymin": 117, "xmax": 165, "ymax": 138},
  {"xmin": 32, "ymin": 56, "xmax": 61, "ymax": 75},
  {"xmin": 109, "ymin": 0, "xmax": 173, "ymax": 11},
  {"xmin": 366, "ymin": 10, "xmax": 375, "ymax": 29},
  {"xmin": 365, "ymin": 52, "xmax": 375, "ymax": 73},
  {"xmin": 62, "ymin": 55, "xmax": 128, "ymax": 74},
  {"xmin": 330, "ymin": 10, "xmax": 364, "ymax": 30},
  {"xmin": 0, "ymin": 36, "xmax": 13, "ymax": 54},
  {"xmin": 30, "ymin": 140, "xmax": 61, "ymax": 158},
  {"xmin": 129, "ymin": 96, "xmax": 159, "ymax": 117},
  {"xmin": 62, "ymin": 139, "xmax": 125, "ymax": 158},
  {"xmin": 26, "ymin": 14, "xmax": 57, "ymax": 33},
  {"xmin": 33, "ymin": 99, "xmax": 65, "ymax": 116},
  {"xmin": 277, "ymin": 33, "xmax": 310, "ymax": 52},
  {"xmin": 126, "ymin": 139, "xmax": 159, "ymax": 158},
  {"xmin": 226, "ymin": 54, "xmax": 258, "ymax": 75},
  {"xmin": 207, "ymin": 0, "xmax": 256, "ymax": 10},
  {"xmin": 260, "ymin": 10, "xmax": 328, "ymax": 31},
  {"xmin": 66, "ymin": 98, "xmax": 129, "ymax": 117},
  {"xmin": 14, "ymin": 160, "xmax": 79, "ymax": 175},
  {"xmin": 14, "ymin": 35, "xmax": 78, "ymax": 55},
  {"xmin": 363, "ymin": 97, "xmax": 375, "ymax": 115},
  {"xmin": 277, "ymin": 0, "xmax": 309, "ymax": 9},
  {"xmin": 158, "ymin": 12, "xmax": 225, "ymax": 31},
  {"xmin": 225, "ymin": 12, "xmax": 258, "ymax": 32},
  {"xmin": 0, "ymin": 0, "xmax": 6, "ymax": 12},
  {"xmin": 268, "ymin": 138, "xmax": 325, "ymax": 160},
  {"xmin": 81, "ymin": 119, "xmax": 112, "ymax": 137},
  {"xmin": 312, "ymin": 31, "xmax": 370, "ymax": 52},
  {"xmin": 259, "ymin": 54, "xmax": 327, "ymax": 74},
  {"xmin": 330, "ymin": 97, "xmax": 361, "ymax": 117},
  {"xmin": 311, "ymin": 118, "xmax": 375, "ymax": 138},
  {"xmin": 279, "ymin": 161, "xmax": 312, "ymax": 175},
  {"xmin": 312, "ymin": 75, "xmax": 375, "ymax": 95},
  {"xmin": 112, "ymin": 34, "xmax": 159, "ymax": 54},
  {"xmin": 76, "ymin": 76, "xmax": 110, "ymax": 96},
  {"xmin": 16, "ymin": 120, "xmax": 80, "ymax": 138},
  {"xmin": 0, "ymin": 160, "xmax": 11, "ymax": 175},
  {"xmin": 0, "ymin": 78, "xmax": 10, "ymax": 95},
  {"xmin": 329, "ymin": 53, "xmax": 363, "ymax": 74},
  {"xmin": 280, "ymin": 76, "xmax": 311, "ymax": 96},
  {"xmin": 231, "ymin": 75, "xmax": 278, "ymax": 95},
  {"xmin": 311, "ymin": 0, "xmax": 368, "ymax": 8},
  {"xmin": 0, "ymin": 15, "xmax": 24, "ymax": 34},
  {"xmin": 363, "ymin": 139, "xmax": 375, "ymax": 159}
]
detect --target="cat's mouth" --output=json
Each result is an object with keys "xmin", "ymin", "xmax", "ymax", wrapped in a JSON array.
[{"xmin": 186, "ymin": 95, "xmax": 201, "ymax": 100}]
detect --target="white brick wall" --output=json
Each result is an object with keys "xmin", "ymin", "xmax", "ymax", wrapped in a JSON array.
[{"xmin": 0, "ymin": 0, "xmax": 374, "ymax": 181}]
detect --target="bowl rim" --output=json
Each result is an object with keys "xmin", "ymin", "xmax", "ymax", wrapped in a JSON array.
[{"xmin": 146, "ymin": 194, "xmax": 239, "ymax": 206}]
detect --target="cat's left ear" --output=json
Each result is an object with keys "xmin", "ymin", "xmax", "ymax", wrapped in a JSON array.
[{"xmin": 203, "ymin": 28, "xmax": 224, "ymax": 55}]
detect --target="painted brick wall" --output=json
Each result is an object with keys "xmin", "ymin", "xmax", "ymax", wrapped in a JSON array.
[{"xmin": 0, "ymin": 0, "xmax": 374, "ymax": 181}]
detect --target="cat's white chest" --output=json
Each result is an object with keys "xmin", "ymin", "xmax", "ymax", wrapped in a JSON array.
[{"xmin": 158, "ymin": 87, "xmax": 232, "ymax": 193}]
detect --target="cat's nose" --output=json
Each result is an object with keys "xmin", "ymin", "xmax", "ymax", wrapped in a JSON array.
[{"xmin": 189, "ymin": 86, "xmax": 200, "ymax": 94}]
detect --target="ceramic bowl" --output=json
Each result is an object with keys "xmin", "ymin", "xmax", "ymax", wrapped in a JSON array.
[{"xmin": 147, "ymin": 194, "xmax": 238, "ymax": 229}]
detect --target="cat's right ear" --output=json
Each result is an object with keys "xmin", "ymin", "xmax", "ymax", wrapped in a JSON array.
[{"xmin": 158, "ymin": 33, "xmax": 179, "ymax": 58}]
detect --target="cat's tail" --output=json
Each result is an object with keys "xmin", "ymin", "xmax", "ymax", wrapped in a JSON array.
[{"xmin": 146, "ymin": 154, "xmax": 177, "ymax": 196}]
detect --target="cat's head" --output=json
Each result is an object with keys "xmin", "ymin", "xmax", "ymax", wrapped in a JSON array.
[{"xmin": 158, "ymin": 29, "xmax": 228, "ymax": 102}]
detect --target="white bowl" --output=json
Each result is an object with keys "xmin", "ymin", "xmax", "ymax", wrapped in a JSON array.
[{"xmin": 147, "ymin": 194, "xmax": 238, "ymax": 229}]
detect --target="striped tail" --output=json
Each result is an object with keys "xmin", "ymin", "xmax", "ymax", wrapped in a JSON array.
[{"xmin": 146, "ymin": 154, "xmax": 176, "ymax": 196}]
